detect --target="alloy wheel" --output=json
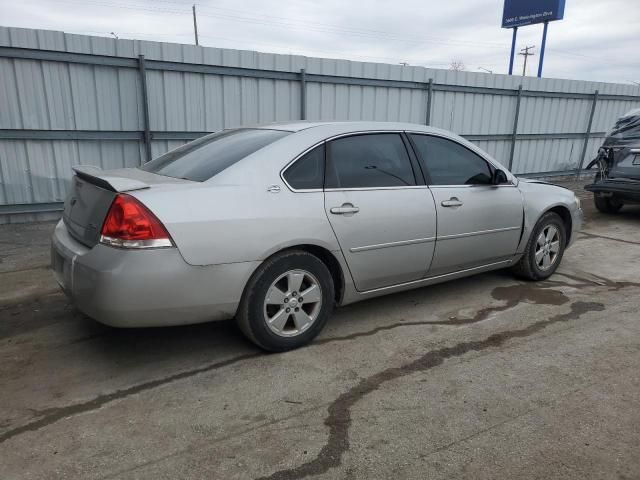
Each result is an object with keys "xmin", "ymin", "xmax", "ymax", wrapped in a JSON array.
[
  {"xmin": 535, "ymin": 225, "xmax": 561, "ymax": 271},
  {"xmin": 263, "ymin": 269, "xmax": 323, "ymax": 337}
]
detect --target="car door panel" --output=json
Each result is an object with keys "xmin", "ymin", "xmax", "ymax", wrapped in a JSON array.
[
  {"xmin": 408, "ymin": 133, "xmax": 524, "ymax": 276},
  {"xmin": 322, "ymin": 133, "xmax": 437, "ymax": 292},
  {"xmin": 428, "ymin": 185, "xmax": 523, "ymax": 275},
  {"xmin": 325, "ymin": 188, "xmax": 437, "ymax": 291}
]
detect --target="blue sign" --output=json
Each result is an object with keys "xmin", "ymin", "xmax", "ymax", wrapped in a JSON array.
[{"xmin": 502, "ymin": 0, "xmax": 565, "ymax": 28}]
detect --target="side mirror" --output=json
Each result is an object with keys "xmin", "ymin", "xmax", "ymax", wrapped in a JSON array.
[{"xmin": 492, "ymin": 169, "xmax": 509, "ymax": 185}]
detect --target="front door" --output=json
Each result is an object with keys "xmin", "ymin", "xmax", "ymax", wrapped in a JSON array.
[
  {"xmin": 409, "ymin": 133, "xmax": 523, "ymax": 276},
  {"xmin": 324, "ymin": 133, "xmax": 437, "ymax": 291}
]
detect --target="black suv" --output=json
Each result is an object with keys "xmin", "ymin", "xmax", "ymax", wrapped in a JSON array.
[{"xmin": 585, "ymin": 109, "xmax": 640, "ymax": 213}]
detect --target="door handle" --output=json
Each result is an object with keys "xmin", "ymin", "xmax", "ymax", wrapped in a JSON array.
[
  {"xmin": 441, "ymin": 197, "xmax": 463, "ymax": 207},
  {"xmin": 330, "ymin": 204, "xmax": 360, "ymax": 215}
]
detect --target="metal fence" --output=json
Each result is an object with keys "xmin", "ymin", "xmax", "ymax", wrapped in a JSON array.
[{"xmin": 1, "ymin": 26, "xmax": 639, "ymax": 222}]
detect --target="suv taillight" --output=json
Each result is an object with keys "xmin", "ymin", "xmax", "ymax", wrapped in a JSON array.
[{"xmin": 100, "ymin": 194, "xmax": 173, "ymax": 249}]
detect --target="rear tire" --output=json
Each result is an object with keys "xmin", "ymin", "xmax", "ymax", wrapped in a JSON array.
[
  {"xmin": 236, "ymin": 250, "xmax": 334, "ymax": 352},
  {"xmin": 594, "ymin": 194, "xmax": 623, "ymax": 214},
  {"xmin": 512, "ymin": 212, "xmax": 566, "ymax": 281}
]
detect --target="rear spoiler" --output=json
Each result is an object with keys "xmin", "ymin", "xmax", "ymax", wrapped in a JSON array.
[{"xmin": 72, "ymin": 165, "xmax": 150, "ymax": 193}]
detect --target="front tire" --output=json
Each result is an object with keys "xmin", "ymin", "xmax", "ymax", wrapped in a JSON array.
[
  {"xmin": 512, "ymin": 212, "xmax": 566, "ymax": 281},
  {"xmin": 593, "ymin": 171, "xmax": 623, "ymax": 214},
  {"xmin": 236, "ymin": 250, "xmax": 335, "ymax": 352},
  {"xmin": 594, "ymin": 194, "xmax": 623, "ymax": 214}
]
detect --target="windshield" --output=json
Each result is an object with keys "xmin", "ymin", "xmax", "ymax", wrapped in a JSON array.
[{"xmin": 140, "ymin": 128, "xmax": 291, "ymax": 181}]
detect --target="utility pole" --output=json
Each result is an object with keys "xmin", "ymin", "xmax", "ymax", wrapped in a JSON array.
[
  {"xmin": 192, "ymin": 4, "xmax": 199, "ymax": 46},
  {"xmin": 519, "ymin": 45, "xmax": 535, "ymax": 76}
]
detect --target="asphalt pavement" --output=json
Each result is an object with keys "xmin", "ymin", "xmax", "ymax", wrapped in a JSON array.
[{"xmin": 1, "ymin": 179, "xmax": 639, "ymax": 479}]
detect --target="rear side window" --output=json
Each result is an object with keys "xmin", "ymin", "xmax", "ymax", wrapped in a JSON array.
[
  {"xmin": 140, "ymin": 128, "xmax": 290, "ymax": 181},
  {"xmin": 410, "ymin": 134, "xmax": 493, "ymax": 185},
  {"xmin": 283, "ymin": 145, "xmax": 325, "ymax": 190},
  {"xmin": 326, "ymin": 134, "xmax": 416, "ymax": 189}
]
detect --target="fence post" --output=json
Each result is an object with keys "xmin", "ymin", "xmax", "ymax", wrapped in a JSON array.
[
  {"xmin": 508, "ymin": 85, "xmax": 522, "ymax": 171},
  {"xmin": 300, "ymin": 68, "xmax": 307, "ymax": 120},
  {"xmin": 425, "ymin": 78, "xmax": 433, "ymax": 126},
  {"xmin": 138, "ymin": 54, "xmax": 152, "ymax": 164},
  {"xmin": 576, "ymin": 89, "xmax": 599, "ymax": 178}
]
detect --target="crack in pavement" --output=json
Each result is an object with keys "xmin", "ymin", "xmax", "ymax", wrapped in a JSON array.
[
  {"xmin": 579, "ymin": 231, "xmax": 640, "ymax": 246},
  {"xmin": 257, "ymin": 301, "xmax": 605, "ymax": 480},
  {"xmin": 419, "ymin": 377, "xmax": 609, "ymax": 462},
  {"xmin": 96, "ymin": 403, "xmax": 331, "ymax": 480},
  {"xmin": 0, "ymin": 352, "xmax": 260, "ymax": 445},
  {"xmin": 0, "ymin": 265, "xmax": 50, "ymax": 275},
  {"xmin": 0, "ymin": 283, "xmax": 563, "ymax": 444},
  {"xmin": 0, "ymin": 273, "xmax": 633, "ymax": 448},
  {"xmin": 317, "ymin": 282, "xmax": 569, "ymax": 344},
  {"xmin": 554, "ymin": 271, "xmax": 640, "ymax": 291}
]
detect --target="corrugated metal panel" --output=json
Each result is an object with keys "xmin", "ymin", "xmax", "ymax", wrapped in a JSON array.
[
  {"xmin": 1, "ymin": 25, "xmax": 639, "ymax": 223},
  {"xmin": 470, "ymin": 140, "xmax": 512, "ymax": 168},
  {"xmin": 512, "ymin": 137, "xmax": 585, "ymax": 174}
]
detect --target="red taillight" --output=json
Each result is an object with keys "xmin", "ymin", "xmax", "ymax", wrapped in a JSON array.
[{"xmin": 100, "ymin": 194, "xmax": 173, "ymax": 248}]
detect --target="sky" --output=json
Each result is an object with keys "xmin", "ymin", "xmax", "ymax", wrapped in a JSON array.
[{"xmin": 1, "ymin": 0, "xmax": 639, "ymax": 85}]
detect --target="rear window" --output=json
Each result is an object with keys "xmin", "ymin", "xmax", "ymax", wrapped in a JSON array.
[{"xmin": 140, "ymin": 128, "xmax": 290, "ymax": 181}]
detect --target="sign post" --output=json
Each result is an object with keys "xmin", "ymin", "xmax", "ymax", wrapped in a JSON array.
[
  {"xmin": 537, "ymin": 21, "xmax": 549, "ymax": 77},
  {"xmin": 502, "ymin": 0, "xmax": 566, "ymax": 77},
  {"xmin": 508, "ymin": 27, "xmax": 518, "ymax": 75}
]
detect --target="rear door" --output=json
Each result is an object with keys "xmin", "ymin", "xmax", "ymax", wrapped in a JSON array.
[
  {"xmin": 409, "ymin": 134, "xmax": 523, "ymax": 276},
  {"xmin": 324, "ymin": 133, "xmax": 437, "ymax": 291}
]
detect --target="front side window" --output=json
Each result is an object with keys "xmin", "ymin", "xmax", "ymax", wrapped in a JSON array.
[
  {"xmin": 283, "ymin": 145, "xmax": 325, "ymax": 190},
  {"xmin": 410, "ymin": 134, "xmax": 493, "ymax": 185},
  {"xmin": 141, "ymin": 128, "xmax": 290, "ymax": 182},
  {"xmin": 326, "ymin": 134, "xmax": 416, "ymax": 189}
]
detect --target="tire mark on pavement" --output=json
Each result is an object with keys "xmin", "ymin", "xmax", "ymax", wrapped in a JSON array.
[{"xmin": 258, "ymin": 301, "xmax": 605, "ymax": 480}]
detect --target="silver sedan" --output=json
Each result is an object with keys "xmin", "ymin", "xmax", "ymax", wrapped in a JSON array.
[{"xmin": 51, "ymin": 121, "xmax": 583, "ymax": 351}]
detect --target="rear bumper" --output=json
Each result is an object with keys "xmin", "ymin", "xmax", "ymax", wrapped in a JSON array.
[
  {"xmin": 51, "ymin": 220, "xmax": 259, "ymax": 327},
  {"xmin": 585, "ymin": 179, "xmax": 640, "ymax": 202}
]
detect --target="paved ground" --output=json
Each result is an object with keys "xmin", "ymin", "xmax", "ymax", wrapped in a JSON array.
[{"xmin": 1, "ymin": 179, "xmax": 639, "ymax": 480}]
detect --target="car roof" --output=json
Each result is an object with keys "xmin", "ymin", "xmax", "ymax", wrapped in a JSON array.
[{"xmin": 255, "ymin": 120, "xmax": 450, "ymax": 136}]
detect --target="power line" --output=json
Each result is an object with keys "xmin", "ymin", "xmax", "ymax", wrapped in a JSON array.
[
  {"xmin": 43, "ymin": 0, "xmax": 639, "ymax": 76},
  {"xmin": 128, "ymin": 0, "xmax": 510, "ymax": 48},
  {"xmin": 54, "ymin": 0, "xmax": 509, "ymax": 51}
]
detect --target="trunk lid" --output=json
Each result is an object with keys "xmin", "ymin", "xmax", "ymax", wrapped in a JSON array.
[{"xmin": 63, "ymin": 166, "xmax": 189, "ymax": 247}]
